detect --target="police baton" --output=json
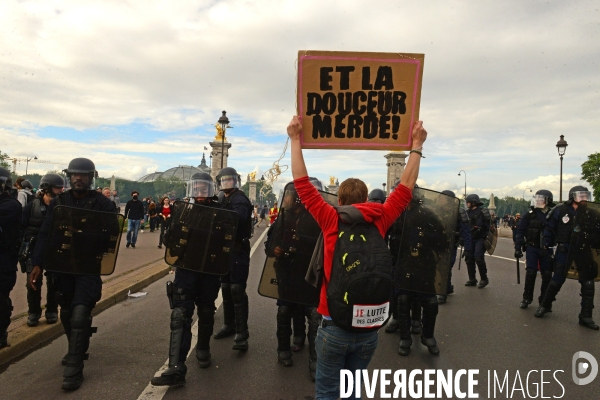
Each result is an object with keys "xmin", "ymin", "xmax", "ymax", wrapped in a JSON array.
[
  {"xmin": 458, "ymin": 246, "xmax": 463, "ymax": 270},
  {"xmin": 515, "ymin": 256, "xmax": 521, "ymax": 284}
]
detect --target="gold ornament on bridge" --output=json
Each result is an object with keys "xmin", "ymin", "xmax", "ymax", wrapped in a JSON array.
[
  {"xmin": 329, "ymin": 176, "xmax": 336, "ymax": 186},
  {"xmin": 248, "ymin": 171, "xmax": 256, "ymax": 182},
  {"xmin": 214, "ymin": 123, "xmax": 226, "ymax": 142}
]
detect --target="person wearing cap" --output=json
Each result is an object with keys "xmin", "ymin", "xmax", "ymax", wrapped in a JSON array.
[{"xmin": 124, "ymin": 190, "xmax": 144, "ymax": 249}]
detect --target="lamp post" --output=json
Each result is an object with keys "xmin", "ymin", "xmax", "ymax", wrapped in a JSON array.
[
  {"xmin": 217, "ymin": 111, "xmax": 231, "ymax": 169},
  {"xmin": 382, "ymin": 183, "xmax": 386, "ymax": 193},
  {"xmin": 556, "ymin": 135, "xmax": 568, "ymax": 202},
  {"xmin": 522, "ymin": 187, "xmax": 532, "ymax": 202},
  {"xmin": 25, "ymin": 156, "xmax": 37, "ymax": 175},
  {"xmin": 458, "ymin": 170, "xmax": 467, "ymax": 199},
  {"xmin": 260, "ymin": 175, "xmax": 265, "ymax": 206}
]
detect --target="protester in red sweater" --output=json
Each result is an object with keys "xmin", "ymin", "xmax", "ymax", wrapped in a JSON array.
[{"xmin": 286, "ymin": 115, "xmax": 427, "ymax": 400}]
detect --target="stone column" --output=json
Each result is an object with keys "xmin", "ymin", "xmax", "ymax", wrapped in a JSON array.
[
  {"xmin": 210, "ymin": 140, "xmax": 232, "ymax": 180},
  {"xmin": 385, "ymin": 152, "xmax": 408, "ymax": 194},
  {"xmin": 248, "ymin": 181, "xmax": 257, "ymax": 204}
]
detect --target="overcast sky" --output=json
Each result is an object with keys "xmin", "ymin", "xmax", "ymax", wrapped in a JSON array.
[{"xmin": 1, "ymin": 0, "xmax": 598, "ymax": 200}]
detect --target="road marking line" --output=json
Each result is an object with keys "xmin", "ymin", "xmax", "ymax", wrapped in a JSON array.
[
  {"xmin": 458, "ymin": 247, "xmax": 525, "ymax": 264},
  {"xmin": 137, "ymin": 228, "xmax": 268, "ymax": 400}
]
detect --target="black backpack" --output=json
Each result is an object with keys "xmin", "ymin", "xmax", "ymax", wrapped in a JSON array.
[{"xmin": 326, "ymin": 206, "xmax": 393, "ymax": 332}]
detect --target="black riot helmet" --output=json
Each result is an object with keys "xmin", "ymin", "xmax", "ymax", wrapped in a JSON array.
[
  {"xmin": 569, "ymin": 185, "xmax": 591, "ymax": 203},
  {"xmin": 187, "ymin": 172, "xmax": 215, "ymax": 198},
  {"xmin": 441, "ymin": 190, "xmax": 456, "ymax": 198},
  {"xmin": 21, "ymin": 180, "xmax": 34, "ymax": 190},
  {"xmin": 0, "ymin": 167, "xmax": 12, "ymax": 192},
  {"xmin": 368, "ymin": 189, "xmax": 386, "ymax": 204},
  {"xmin": 466, "ymin": 194, "xmax": 482, "ymax": 208},
  {"xmin": 39, "ymin": 173, "xmax": 65, "ymax": 196},
  {"xmin": 309, "ymin": 176, "xmax": 323, "ymax": 191},
  {"xmin": 63, "ymin": 158, "xmax": 97, "ymax": 191},
  {"xmin": 216, "ymin": 167, "xmax": 240, "ymax": 191},
  {"xmin": 533, "ymin": 189, "xmax": 554, "ymax": 208}
]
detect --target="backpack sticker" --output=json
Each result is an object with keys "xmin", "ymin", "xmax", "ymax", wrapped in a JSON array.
[
  {"xmin": 351, "ymin": 303, "xmax": 390, "ymax": 328},
  {"xmin": 562, "ymin": 215, "xmax": 570, "ymax": 224}
]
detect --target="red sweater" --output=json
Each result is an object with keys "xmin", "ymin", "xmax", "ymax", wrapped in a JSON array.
[{"xmin": 294, "ymin": 176, "xmax": 412, "ymax": 317}]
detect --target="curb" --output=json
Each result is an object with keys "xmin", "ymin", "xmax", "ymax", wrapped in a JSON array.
[{"xmin": 0, "ymin": 260, "xmax": 170, "ymax": 368}]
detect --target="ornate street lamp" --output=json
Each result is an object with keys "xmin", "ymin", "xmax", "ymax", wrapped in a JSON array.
[
  {"xmin": 556, "ymin": 135, "xmax": 568, "ymax": 202},
  {"xmin": 218, "ymin": 111, "xmax": 231, "ymax": 169}
]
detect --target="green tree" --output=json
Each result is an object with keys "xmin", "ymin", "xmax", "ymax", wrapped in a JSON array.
[
  {"xmin": 0, "ymin": 149, "xmax": 9, "ymax": 170},
  {"xmin": 581, "ymin": 152, "xmax": 600, "ymax": 200}
]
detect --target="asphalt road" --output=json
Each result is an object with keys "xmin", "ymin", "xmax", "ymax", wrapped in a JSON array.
[{"xmin": 1, "ymin": 228, "xmax": 599, "ymax": 399}]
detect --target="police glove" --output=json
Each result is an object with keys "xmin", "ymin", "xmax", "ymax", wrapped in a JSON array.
[{"xmin": 514, "ymin": 249, "xmax": 523, "ymax": 259}]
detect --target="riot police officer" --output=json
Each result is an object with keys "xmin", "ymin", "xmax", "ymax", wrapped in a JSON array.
[
  {"xmin": 151, "ymin": 172, "xmax": 223, "ymax": 386},
  {"xmin": 29, "ymin": 158, "xmax": 115, "ymax": 390},
  {"xmin": 464, "ymin": 194, "xmax": 491, "ymax": 288},
  {"xmin": 0, "ymin": 167, "xmax": 22, "ymax": 349},
  {"xmin": 368, "ymin": 189, "xmax": 386, "ymax": 204},
  {"xmin": 213, "ymin": 167, "xmax": 254, "ymax": 350},
  {"xmin": 514, "ymin": 189, "xmax": 555, "ymax": 309},
  {"xmin": 20, "ymin": 173, "xmax": 65, "ymax": 326},
  {"xmin": 535, "ymin": 186, "xmax": 599, "ymax": 330},
  {"xmin": 438, "ymin": 190, "xmax": 472, "ymax": 304}
]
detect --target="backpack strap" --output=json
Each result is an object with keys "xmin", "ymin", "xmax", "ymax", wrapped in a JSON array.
[{"xmin": 335, "ymin": 205, "xmax": 364, "ymax": 224}]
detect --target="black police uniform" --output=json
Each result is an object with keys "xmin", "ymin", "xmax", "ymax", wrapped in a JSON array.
[
  {"xmin": 21, "ymin": 196, "xmax": 59, "ymax": 325},
  {"xmin": 536, "ymin": 200, "xmax": 599, "ymax": 329},
  {"xmin": 515, "ymin": 207, "xmax": 554, "ymax": 308},
  {"xmin": 465, "ymin": 206, "xmax": 491, "ymax": 287},
  {"xmin": 151, "ymin": 199, "xmax": 223, "ymax": 386},
  {"xmin": 32, "ymin": 190, "xmax": 115, "ymax": 385},
  {"xmin": 439, "ymin": 207, "xmax": 472, "ymax": 303},
  {"xmin": 213, "ymin": 188, "xmax": 253, "ymax": 350},
  {"xmin": 0, "ymin": 191, "xmax": 22, "ymax": 348}
]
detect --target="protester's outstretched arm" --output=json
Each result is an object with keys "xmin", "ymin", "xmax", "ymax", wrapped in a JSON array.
[
  {"xmin": 400, "ymin": 121, "xmax": 428, "ymax": 190},
  {"xmin": 287, "ymin": 116, "xmax": 308, "ymax": 179}
]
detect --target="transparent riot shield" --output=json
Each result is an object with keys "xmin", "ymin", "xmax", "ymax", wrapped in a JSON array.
[
  {"xmin": 44, "ymin": 206, "xmax": 124, "ymax": 275},
  {"xmin": 258, "ymin": 182, "xmax": 337, "ymax": 305},
  {"xmin": 484, "ymin": 224, "xmax": 499, "ymax": 255},
  {"xmin": 164, "ymin": 201, "xmax": 238, "ymax": 275},
  {"xmin": 394, "ymin": 188, "xmax": 459, "ymax": 295},
  {"xmin": 567, "ymin": 201, "xmax": 600, "ymax": 282}
]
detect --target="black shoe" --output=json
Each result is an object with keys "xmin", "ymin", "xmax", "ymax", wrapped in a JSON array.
[
  {"xmin": 158, "ymin": 245, "xmax": 162, "ymax": 249},
  {"xmin": 278, "ymin": 350, "xmax": 293, "ymax": 367},
  {"xmin": 534, "ymin": 306, "xmax": 552, "ymax": 318},
  {"xmin": 0, "ymin": 331, "xmax": 7, "ymax": 349},
  {"xmin": 46, "ymin": 311, "xmax": 58, "ymax": 324},
  {"xmin": 131, "ymin": 244, "xmax": 135, "ymax": 249},
  {"xmin": 398, "ymin": 339, "xmax": 412, "ymax": 356},
  {"xmin": 410, "ymin": 320, "xmax": 422, "ymax": 335},
  {"xmin": 437, "ymin": 295, "xmax": 447, "ymax": 305},
  {"xmin": 150, "ymin": 370, "xmax": 186, "ymax": 387},
  {"xmin": 385, "ymin": 318, "xmax": 399, "ymax": 333},
  {"xmin": 232, "ymin": 331, "xmax": 249, "ymax": 351},
  {"xmin": 126, "ymin": 243, "xmax": 131, "ymax": 248},
  {"xmin": 27, "ymin": 312, "xmax": 41, "ymax": 327},
  {"xmin": 421, "ymin": 336, "xmax": 440, "ymax": 355},
  {"xmin": 519, "ymin": 299, "xmax": 531, "ymax": 309},
  {"xmin": 62, "ymin": 354, "xmax": 68, "ymax": 365},
  {"xmin": 465, "ymin": 279, "xmax": 478, "ymax": 286},
  {"xmin": 61, "ymin": 370, "xmax": 84, "ymax": 391},
  {"xmin": 196, "ymin": 349, "xmax": 211, "ymax": 368},
  {"xmin": 213, "ymin": 324, "xmax": 235, "ymax": 339},
  {"xmin": 478, "ymin": 279, "xmax": 489, "ymax": 288},
  {"xmin": 447, "ymin": 285, "xmax": 454, "ymax": 294},
  {"xmin": 579, "ymin": 316, "xmax": 600, "ymax": 330},
  {"xmin": 291, "ymin": 335, "xmax": 305, "ymax": 352}
]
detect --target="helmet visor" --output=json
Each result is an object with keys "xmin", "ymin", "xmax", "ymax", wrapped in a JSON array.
[
  {"xmin": 573, "ymin": 191, "xmax": 591, "ymax": 202},
  {"xmin": 64, "ymin": 175, "xmax": 95, "ymax": 191},
  {"xmin": 533, "ymin": 194, "xmax": 548, "ymax": 208},
  {"xmin": 187, "ymin": 179, "xmax": 215, "ymax": 198},
  {"xmin": 219, "ymin": 175, "xmax": 239, "ymax": 190}
]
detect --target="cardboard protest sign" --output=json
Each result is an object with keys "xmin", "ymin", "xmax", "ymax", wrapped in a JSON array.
[{"xmin": 297, "ymin": 50, "xmax": 424, "ymax": 150}]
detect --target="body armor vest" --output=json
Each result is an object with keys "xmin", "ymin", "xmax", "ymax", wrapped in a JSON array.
[
  {"xmin": 56, "ymin": 191, "xmax": 98, "ymax": 210},
  {"xmin": 524, "ymin": 208, "xmax": 546, "ymax": 248},
  {"xmin": 23, "ymin": 198, "xmax": 46, "ymax": 239},
  {"xmin": 554, "ymin": 204, "xmax": 575, "ymax": 244}
]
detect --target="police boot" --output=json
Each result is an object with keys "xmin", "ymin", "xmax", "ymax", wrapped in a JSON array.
[
  {"xmin": 437, "ymin": 295, "xmax": 447, "ymax": 305},
  {"xmin": 385, "ymin": 293, "xmax": 399, "ymax": 333},
  {"xmin": 535, "ymin": 280, "xmax": 562, "ymax": 318},
  {"xmin": 397, "ymin": 294, "xmax": 412, "ymax": 356},
  {"xmin": 26, "ymin": 277, "xmax": 42, "ymax": 327},
  {"xmin": 151, "ymin": 307, "xmax": 188, "ymax": 386},
  {"xmin": 60, "ymin": 307, "xmax": 72, "ymax": 366},
  {"xmin": 291, "ymin": 305, "xmax": 306, "ymax": 352},
  {"xmin": 62, "ymin": 305, "xmax": 96, "ymax": 391},
  {"xmin": 420, "ymin": 296, "xmax": 440, "ymax": 355},
  {"xmin": 195, "ymin": 306, "xmax": 215, "ymax": 368},
  {"xmin": 307, "ymin": 307, "xmax": 320, "ymax": 381},
  {"xmin": 410, "ymin": 297, "xmax": 422, "ymax": 335},
  {"xmin": 520, "ymin": 271, "xmax": 537, "ymax": 309},
  {"xmin": 213, "ymin": 283, "xmax": 235, "ymax": 339},
  {"xmin": 231, "ymin": 284, "xmax": 249, "ymax": 351},
  {"xmin": 45, "ymin": 275, "xmax": 59, "ymax": 324},
  {"xmin": 0, "ymin": 330, "xmax": 7, "ymax": 349},
  {"xmin": 539, "ymin": 271, "xmax": 552, "ymax": 305},
  {"xmin": 465, "ymin": 259, "xmax": 478, "ymax": 286},
  {"xmin": 276, "ymin": 305, "xmax": 293, "ymax": 366},
  {"xmin": 476, "ymin": 260, "xmax": 489, "ymax": 288},
  {"xmin": 579, "ymin": 281, "xmax": 599, "ymax": 330}
]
